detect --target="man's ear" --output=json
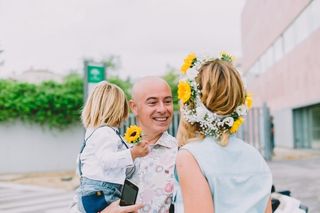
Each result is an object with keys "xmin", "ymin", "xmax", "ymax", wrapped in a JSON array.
[{"xmin": 129, "ymin": 100, "xmax": 138, "ymax": 116}]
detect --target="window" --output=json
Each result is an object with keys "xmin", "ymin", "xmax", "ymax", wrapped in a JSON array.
[
  {"xmin": 283, "ymin": 23, "xmax": 296, "ymax": 54},
  {"xmin": 273, "ymin": 36, "xmax": 283, "ymax": 62},
  {"xmin": 310, "ymin": 0, "xmax": 320, "ymax": 32},
  {"xmin": 295, "ymin": 6, "xmax": 311, "ymax": 44},
  {"xmin": 265, "ymin": 47, "xmax": 274, "ymax": 69},
  {"xmin": 246, "ymin": 0, "xmax": 320, "ymax": 77}
]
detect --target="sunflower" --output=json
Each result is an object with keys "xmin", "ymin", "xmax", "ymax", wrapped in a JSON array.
[
  {"xmin": 180, "ymin": 63, "xmax": 190, "ymax": 74},
  {"xmin": 178, "ymin": 80, "xmax": 192, "ymax": 103},
  {"xmin": 180, "ymin": 53, "xmax": 196, "ymax": 74},
  {"xmin": 229, "ymin": 117, "xmax": 244, "ymax": 134},
  {"xmin": 245, "ymin": 93, "xmax": 253, "ymax": 109},
  {"xmin": 124, "ymin": 125, "xmax": 142, "ymax": 144}
]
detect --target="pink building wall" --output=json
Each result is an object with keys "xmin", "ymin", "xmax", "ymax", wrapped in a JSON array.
[
  {"xmin": 241, "ymin": 0, "xmax": 320, "ymax": 148},
  {"xmin": 248, "ymin": 28, "xmax": 320, "ymax": 112},
  {"xmin": 241, "ymin": 0, "xmax": 310, "ymax": 71}
]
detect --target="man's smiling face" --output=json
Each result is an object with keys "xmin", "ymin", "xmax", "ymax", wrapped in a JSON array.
[{"xmin": 130, "ymin": 77, "xmax": 173, "ymax": 138}]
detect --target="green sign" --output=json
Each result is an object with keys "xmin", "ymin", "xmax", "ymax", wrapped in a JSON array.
[{"xmin": 87, "ymin": 64, "xmax": 105, "ymax": 83}]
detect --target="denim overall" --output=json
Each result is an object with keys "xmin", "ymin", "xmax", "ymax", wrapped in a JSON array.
[{"xmin": 77, "ymin": 126, "xmax": 129, "ymax": 213}]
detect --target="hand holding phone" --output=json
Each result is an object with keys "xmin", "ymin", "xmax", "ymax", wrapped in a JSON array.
[{"xmin": 120, "ymin": 180, "xmax": 139, "ymax": 206}]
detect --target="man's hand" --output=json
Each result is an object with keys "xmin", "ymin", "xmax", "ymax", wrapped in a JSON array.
[{"xmin": 101, "ymin": 200, "xmax": 143, "ymax": 213}]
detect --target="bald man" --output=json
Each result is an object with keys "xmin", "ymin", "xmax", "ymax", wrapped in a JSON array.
[
  {"xmin": 128, "ymin": 77, "xmax": 177, "ymax": 213},
  {"xmin": 71, "ymin": 77, "xmax": 177, "ymax": 213},
  {"xmin": 130, "ymin": 76, "xmax": 174, "ymax": 143}
]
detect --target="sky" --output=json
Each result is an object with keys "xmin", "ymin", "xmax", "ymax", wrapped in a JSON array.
[{"xmin": 0, "ymin": 0, "xmax": 246, "ymax": 79}]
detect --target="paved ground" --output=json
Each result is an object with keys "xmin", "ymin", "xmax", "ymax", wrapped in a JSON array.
[
  {"xmin": 0, "ymin": 148, "xmax": 319, "ymax": 212},
  {"xmin": 268, "ymin": 149, "xmax": 320, "ymax": 213},
  {"xmin": 0, "ymin": 171, "xmax": 78, "ymax": 191},
  {"xmin": 0, "ymin": 182, "xmax": 73, "ymax": 213}
]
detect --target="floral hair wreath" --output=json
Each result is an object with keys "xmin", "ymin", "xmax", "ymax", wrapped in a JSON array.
[{"xmin": 178, "ymin": 52, "xmax": 252, "ymax": 143}]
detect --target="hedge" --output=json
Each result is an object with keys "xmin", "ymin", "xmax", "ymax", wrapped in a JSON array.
[
  {"xmin": 0, "ymin": 74, "xmax": 83, "ymax": 128},
  {"xmin": 0, "ymin": 72, "xmax": 179, "ymax": 129}
]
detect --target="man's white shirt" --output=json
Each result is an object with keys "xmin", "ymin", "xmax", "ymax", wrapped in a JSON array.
[{"xmin": 129, "ymin": 132, "xmax": 178, "ymax": 213}]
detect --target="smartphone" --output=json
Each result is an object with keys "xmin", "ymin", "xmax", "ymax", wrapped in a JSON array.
[{"xmin": 120, "ymin": 179, "xmax": 139, "ymax": 206}]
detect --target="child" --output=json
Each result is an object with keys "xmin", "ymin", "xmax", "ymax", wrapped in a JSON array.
[{"xmin": 77, "ymin": 81, "xmax": 149, "ymax": 213}]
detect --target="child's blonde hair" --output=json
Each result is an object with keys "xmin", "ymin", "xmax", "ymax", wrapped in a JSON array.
[
  {"xmin": 81, "ymin": 81, "xmax": 129, "ymax": 128},
  {"xmin": 177, "ymin": 59, "xmax": 245, "ymax": 146}
]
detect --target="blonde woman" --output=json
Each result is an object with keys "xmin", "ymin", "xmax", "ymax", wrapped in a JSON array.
[
  {"xmin": 175, "ymin": 53, "xmax": 272, "ymax": 213},
  {"xmin": 77, "ymin": 81, "xmax": 149, "ymax": 213}
]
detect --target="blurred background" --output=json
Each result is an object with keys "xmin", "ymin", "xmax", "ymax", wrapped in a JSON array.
[{"xmin": 0, "ymin": 0, "xmax": 319, "ymax": 212}]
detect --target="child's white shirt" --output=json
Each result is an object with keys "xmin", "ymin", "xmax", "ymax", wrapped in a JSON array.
[{"xmin": 80, "ymin": 126, "xmax": 133, "ymax": 184}]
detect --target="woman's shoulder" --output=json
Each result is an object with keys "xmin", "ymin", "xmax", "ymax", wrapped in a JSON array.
[
  {"xmin": 180, "ymin": 138, "xmax": 205, "ymax": 151},
  {"xmin": 180, "ymin": 136, "xmax": 270, "ymax": 170},
  {"xmin": 178, "ymin": 138, "xmax": 215, "ymax": 161},
  {"xmin": 181, "ymin": 136, "xmax": 228, "ymax": 151},
  {"xmin": 231, "ymin": 137, "xmax": 271, "ymax": 173},
  {"xmin": 232, "ymin": 137, "xmax": 264, "ymax": 157}
]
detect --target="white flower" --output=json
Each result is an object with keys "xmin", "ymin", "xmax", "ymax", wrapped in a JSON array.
[
  {"xmin": 186, "ymin": 69, "xmax": 198, "ymax": 80},
  {"xmin": 217, "ymin": 121, "xmax": 224, "ymax": 128},
  {"xmin": 195, "ymin": 106, "xmax": 207, "ymax": 120},
  {"xmin": 223, "ymin": 117, "xmax": 234, "ymax": 127},
  {"xmin": 236, "ymin": 105, "xmax": 247, "ymax": 116}
]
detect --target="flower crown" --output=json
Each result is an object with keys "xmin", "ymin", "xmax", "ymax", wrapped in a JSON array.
[{"xmin": 178, "ymin": 52, "xmax": 252, "ymax": 143}]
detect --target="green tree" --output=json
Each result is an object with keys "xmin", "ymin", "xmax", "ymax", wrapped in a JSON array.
[
  {"xmin": 83, "ymin": 55, "xmax": 132, "ymax": 99},
  {"xmin": 108, "ymin": 76, "xmax": 133, "ymax": 100},
  {"xmin": 0, "ymin": 56, "xmax": 181, "ymax": 129},
  {"xmin": 0, "ymin": 74, "xmax": 83, "ymax": 128},
  {"xmin": 162, "ymin": 66, "xmax": 180, "ymax": 110},
  {"xmin": 83, "ymin": 55, "xmax": 121, "ymax": 76}
]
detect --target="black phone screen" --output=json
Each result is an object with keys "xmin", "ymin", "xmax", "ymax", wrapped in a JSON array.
[{"xmin": 120, "ymin": 180, "xmax": 139, "ymax": 206}]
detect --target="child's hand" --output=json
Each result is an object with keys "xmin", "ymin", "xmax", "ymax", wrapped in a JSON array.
[{"xmin": 130, "ymin": 140, "xmax": 149, "ymax": 160}]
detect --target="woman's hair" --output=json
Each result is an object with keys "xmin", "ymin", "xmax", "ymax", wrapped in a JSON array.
[
  {"xmin": 177, "ymin": 59, "xmax": 245, "ymax": 146},
  {"xmin": 176, "ymin": 114, "xmax": 204, "ymax": 147},
  {"xmin": 81, "ymin": 81, "xmax": 129, "ymax": 128}
]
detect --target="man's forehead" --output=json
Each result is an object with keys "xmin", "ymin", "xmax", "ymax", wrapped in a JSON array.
[
  {"xmin": 145, "ymin": 95, "xmax": 172, "ymax": 101},
  {"xmin": 132, "ymin": 77, "xmax": 172, "ymax": 100}
]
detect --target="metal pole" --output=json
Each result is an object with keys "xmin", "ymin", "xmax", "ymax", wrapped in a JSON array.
[
  {"xmin": 82, "ymin": 60, "xmax": 89, "ymax": 141},
  {"xmin": 83, "ymin": 60, "xmax": 89, "ymax": 103},
  {"xmin": 261, "ymin": 103, "xmax": 272, "ymax": 161}
]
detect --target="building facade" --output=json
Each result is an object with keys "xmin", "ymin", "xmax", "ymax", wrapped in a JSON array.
[{"xmin": 241, "ymin": 0, "xmax": 320, "ymax": 149}]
